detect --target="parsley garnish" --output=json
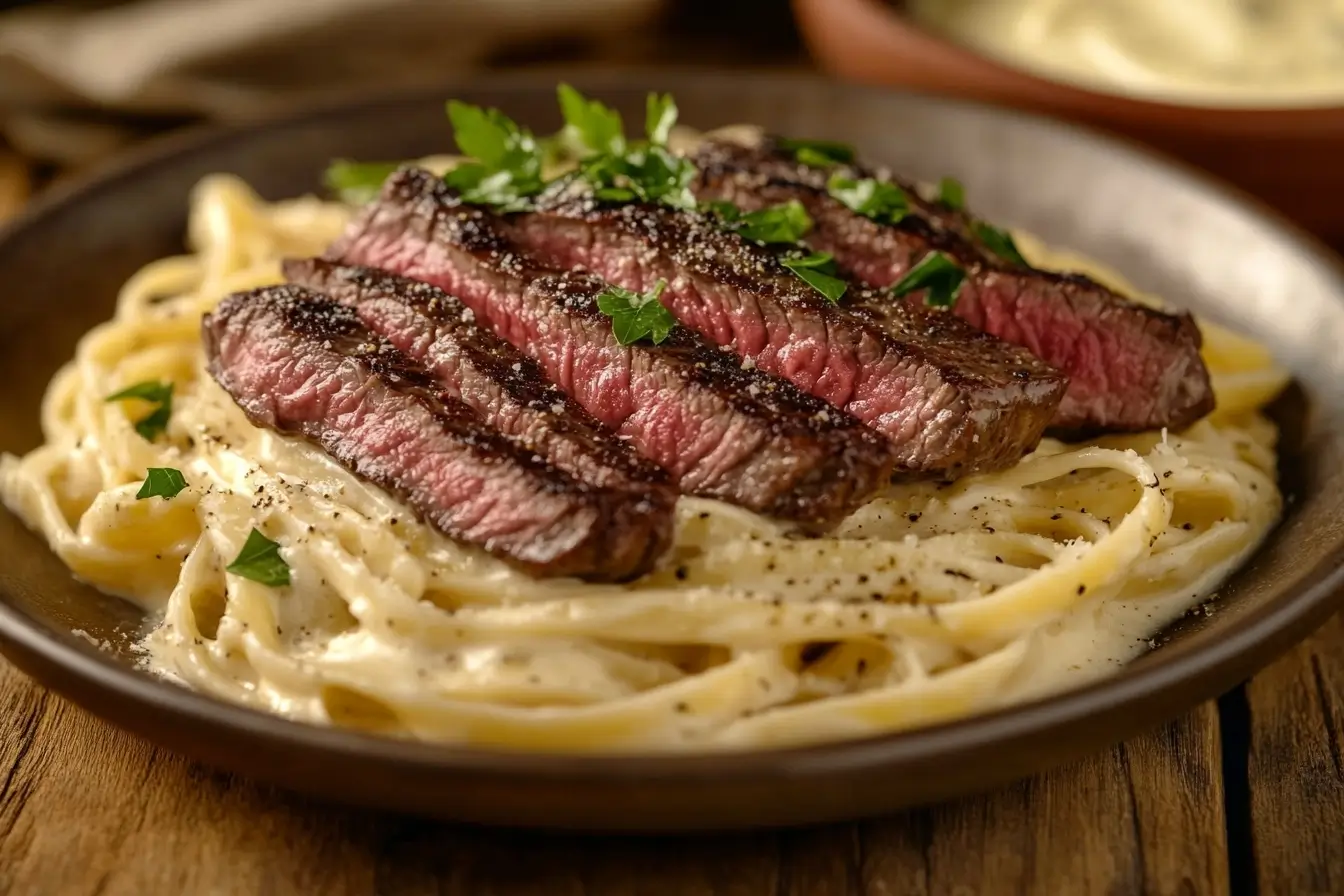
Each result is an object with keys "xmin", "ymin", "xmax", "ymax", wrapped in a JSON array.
[
  {"xmin": 782, "ymin": 252, "xmax": 848, "ymax": 304},
  {"xmin": 646, "ymin": 92, "xmax": 678, "ymax": 147},
  {"xmin": 937, "ymin": 177, "xmax": 966, "ymax": 211},
  {"xmin": 595, "ymin": 280, "xmax": 677, "ymax": 345},
  {"xmin": 323, "ymin": 160, "xmax": 401, "ymax": 204},
  {"xmin": 709, "ymin": 199, "xmax": 813, "ymax": 245},
  {"xmin": 557, "ymin": 83, "xmax": 626, "ymax": 157},
  {"xmin": 556, "ymin": 86, "xmax": 697, "ymax": 210},
  {"xmin": 441, "ymin": 100, "xmax": 545, "ymax": 212},
  {"xmin": 137, "ymin": 468, "xmax": 188, "ymax": 501},
  {"xmin": 828, "ymin": 174, "xmax": 910, "ymax": 226},
  {"xmin": 106, "ymin": 381, "xmax": 174, "ymax": 442},
  {"xmin": 777, "ymin": 137, "xmax": 855, "ymax": 168},
  {"xmin": 226, "ymin": 528, "xmax": 291, "ymax": 587},
  {"xmin": 889, "ymin": 252, "xmax": 966, "ymax": 308},
  {"xmin": 972, "ymin": 221, "xmax": 1029, "ymax": 267}
]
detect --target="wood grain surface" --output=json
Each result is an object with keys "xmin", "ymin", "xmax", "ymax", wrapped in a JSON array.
[{"xmin": 0, "ymin": 655, "xmax": 1235, "ymax": 896}]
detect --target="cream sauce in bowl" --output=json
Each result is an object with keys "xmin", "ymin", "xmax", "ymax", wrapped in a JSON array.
[{"xmin": 909, "ymin": 0, "xmax": 1344, "ymax": 108}]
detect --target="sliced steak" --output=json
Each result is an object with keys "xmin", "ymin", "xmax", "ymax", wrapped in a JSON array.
[
  {"xmin": 325, "ymin": 167, "xmax": 896, "ymax": 527},
  {"xmin": 203, "ymin": 286, "xmax": 669, "ymax": 581},
  {"xmin": 282, "ymin": 258, "xmax": 677, "ymax": 518},
  {"xmin": 692, "ymin": 137, "xmax": 1215, "ymax": 433},
  {"xmin": 495, "ymin": 185, "xmax": 1066, "ymax": 477}
]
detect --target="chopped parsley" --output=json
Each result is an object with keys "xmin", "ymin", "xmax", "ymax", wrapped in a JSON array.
[
  {"xmin": 441, "ymin": 100, "xmax": 546, "ymax": 212},
  {"xmin": 226, "ymin": 528, "xmax": 291, "ymax": 587},
  {"xmin": 105, "ymin": 380, "xmax": 174, "ymax": 442},
  {"xmin": 595, "ymin": 280, "xmax": 677, "ymax": 345},
  {"xmin": 777, "ymin": 137, "xmax": 855, "ymax": 168},
  {"xmin": 562, "ymin": 87, "xmax": 697, "ymax": 210},
  {"xmin": 890, "ymin": 252, "xmax": 966, "ymax": 309},
  {"xmin": 708, "ymin": 199, "xmax": 813, "ymax": 245},
  {"xmin": 937, "ymin": 176, "xmax": 966, "ymax": 211},
  {"xmin": 556, "ymin": 83, "xmax": 626, "ymax": 157},
  {"xmin": 323, "ymin": 160, "xmax": 402, "ymax": 204},
  {"xmin": 136, "ymin": 468, "xmax": 188, "ymax": 501},
  {"xmin": 782, "ymin": 251, "xmax": 847, "ymax": 304},
  {"xmin": 645, "ymin": 92, "xmax": 678, "ymax": 147},
  {"xmin": 972, "ymin": 221, "xmax": 1029, "ymax": 266},
  {"xmin": 827, "ymin": 174, "xmax": 910, "ymax": 226}
]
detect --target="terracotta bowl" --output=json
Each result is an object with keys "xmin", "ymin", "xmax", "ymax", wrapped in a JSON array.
[{"xmin": 794, "ymin": 0, "xmax": 1344, "ymax": 247}]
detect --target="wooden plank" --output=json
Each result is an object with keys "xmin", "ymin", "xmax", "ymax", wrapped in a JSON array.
[
  {"xmin": 861, "ymin": 701, "xmax": 1228, "ymax": 896},
  {"xmin": 1244, "ymin": 611, "xmax": 1344, "ymax": 895},
  {"xmin": 0, "ymin": 656, "xmax": 1228, "ymax": 895}
]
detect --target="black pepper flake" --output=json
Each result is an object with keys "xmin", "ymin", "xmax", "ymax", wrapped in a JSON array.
[
  {"xmin": 674, "ymin": 701, "xmax": 690, "ymax": 713},
  {"xmin": 1182, "ymin": 522, "xmax": 1193, "ymax": 530},
  {"xmin": 944, "ymin": 568, "xmax": 972, "ymax": 580},
  {"xmin": 1050, "ymin": 513, "xmax": 1063, "ymax": 521},
  {"xmin": 674, "ymin": 566, "xmax": 689, "ymax": 581},
  {"xmin": 858, "ymin": 574, "xmax": 869, "ymax": 584},
  {"xmin": 1163, "ymin": 471, "xmax": 1172, "ymax": 478},
  {"xmin": 907, "ymin": 512, "xmax": 921, "ymax": 523},
  {"xmin": 995, "ymin": 556, "xmax": 1003, "ymax": 563},
  {"xmin": 1077, "ymin": 584, "xmax": 1086, "ymax": 595}
]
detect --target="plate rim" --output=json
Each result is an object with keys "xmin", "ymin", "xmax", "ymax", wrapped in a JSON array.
[{"xmin": 2, "ymin": 68, "xmax": 1343, "ymax": 786}]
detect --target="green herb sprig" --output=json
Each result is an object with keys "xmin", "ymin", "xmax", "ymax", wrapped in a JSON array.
[
  {"xmin": 226, "ymin": 528, "xmax": 291, "ymax": 587},
  {"xmin": 324, "ymin": 160, "xmax": 403, "ymax": 205},
  {"xmin": 137, "ymin": 468, "xmax": 188, "ymax": 501},
  {"xmin": 890, "ymin": 252, "xmax": 966, "ymax": 309},
  {"xmin": 595, "ymin": 280, "xmax": 677, "ymax": 346},
  {"xmin": 971, "ymin": 221, "xmax": 1028, "ymax": 267},
  {"xmin": 441, "ymin": 100, "xmax": 547, "ymax": 212},
  {"xmin": 106, "ymin": 380, "xmax": 174, "ymax": 442},
  {"xmin": 777, "ymin": 137, "xmax": 855, "ymax": 168},
  {"xmin": 781, "ymin": 252, "xmax": 848, "ymax": 305},
  {"xmin": 828, "ymin": 174, "xmax": 910, "ymax": 226},
  {"xmin": 706, "ymin": 199, "xmax": 813, "ymax": 245}
]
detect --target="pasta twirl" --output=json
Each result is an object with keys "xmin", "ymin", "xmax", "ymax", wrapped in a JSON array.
[{"xmin": 0, "ymin": 170, "xmax": 1284, "ymax": 753}]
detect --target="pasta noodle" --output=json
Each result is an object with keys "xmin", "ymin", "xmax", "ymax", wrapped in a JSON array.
[{"xmin": 0, "ymin": 160, "xmax": 1285, "ymax": 753}]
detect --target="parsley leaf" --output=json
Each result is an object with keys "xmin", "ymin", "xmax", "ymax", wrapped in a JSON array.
[
  {"xmin": 889, "ymin": 252, "xmax": 966, "ymax": 308},
  {"xmin": 106, "ymin": 380, "xmax": 174, "ymax": 442},
  {"xmin": 443, "ymin": 100, "xmax": 545, "ymax": 211},
  {"xmin": 646, "ymin": 92, "xmax": 678, "ymax": 146},
  {"xmin": 596, "ymin": 280, "xmax": 677, "ymax": 345},
  {"xmin": 972, "ymin": 221, "xmax": 1029, "ymax": 267},
  {"xmin": 226, "ymin": 528, "xmax": 291, "ymax": 587},
  {"xmin": 323, "ymin": 160, "xmax": 401, "ymax": 204},
  {"xmin": 700, "ymin": 199, "xmax": 742, "ymax": 221},
  {"xmin": 557, "ymin": 83, "xmax": 626, "ymax": 157},
  {"xmin": 828, "ymin": 174, "xmax": 910, "ymax": 225},
  {"xmin": 777, "ymin": 137, "xmax": 855, "ymax": 168},
  {"xmin": 937, "ymin": 176, "xmax": 966, "ymax": 211},
  {"xmin": 731, "ymin": 200, "xmax": 813, "ymax": 245},
  {"xmin": 137, "ymin": 467, "xmax": 188, "ymax": 501},
  {"xmin": 782, "ymin": 251, "xmax": 848, "ymax": 304}
]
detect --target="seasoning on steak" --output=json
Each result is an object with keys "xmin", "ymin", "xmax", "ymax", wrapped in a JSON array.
[
  {"xmin": 692, "ymin": 136, "xmax": 1215, "ymax": 434},
  {"xmin": 282, "ymin": 258, "xmax": 677, "ymax": 516},
  {"xmin": 324, "ymin": 167, "xmax": 897, "ymax": 527},
  {"xmin": 202, "ymin": 286, "xmax": 670, "ymax": 581},
  {"xmin": 493, "ymin": 181, "xmax": 1067, "ymax": 478}
]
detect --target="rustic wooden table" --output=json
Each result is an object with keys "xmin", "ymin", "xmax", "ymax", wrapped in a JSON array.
[{"xmin": 0, "ymin": 140, "xmax": 1342, "ymax": 895}]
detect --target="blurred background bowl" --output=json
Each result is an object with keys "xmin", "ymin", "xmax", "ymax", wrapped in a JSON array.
[{"xmin": 793, "ymin": 0, "xmax": 1344, "ymax": 247}]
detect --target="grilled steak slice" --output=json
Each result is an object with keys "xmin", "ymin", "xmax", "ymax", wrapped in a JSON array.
[
  {"xmin": 325, "ymin": 168, "xmax": 896, "ymax": 527},
  {"xmin": 203, "ymin": 286, "xmax": 669, "ymax": 581},
  {"xmin": 282, "ymin": 258, "xmax": 677, "ymax": 516},
  {"xmin": 692, "ymin": 137, "xmax": 1215, "ymax": 433},
  {"xmin": 497, "ymin": 187, "xmax": 1066, "ymax": 477}
]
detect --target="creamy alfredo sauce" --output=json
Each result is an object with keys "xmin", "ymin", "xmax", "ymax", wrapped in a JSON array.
[{"xmin": 908, "ymin": 0, "xmax": 1344, "ymax": 108}]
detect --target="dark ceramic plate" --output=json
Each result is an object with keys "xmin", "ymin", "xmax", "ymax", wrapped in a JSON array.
[{"xmin": 1, "ymin": 72, "xmax": 1343, "ymax": 833}]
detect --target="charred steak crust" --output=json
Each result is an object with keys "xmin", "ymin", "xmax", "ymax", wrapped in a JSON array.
[
  {"xmin": 692, "ymin": 137, "xmax": 1215, "ymax": 434},
  {"xmin": 202, "ymin": 286, "xmax": 669, "ymax": 581},
  {"xmin": 325, "ymin": 166, "xmax": 897, "ymax": 528},
  {"xmin": 282, "ymin": 258, "xmax": 676, "ymax": 506},
  {"xmin": 499, "ymin": 181, "xmax": 1066, "ymax": 477}
]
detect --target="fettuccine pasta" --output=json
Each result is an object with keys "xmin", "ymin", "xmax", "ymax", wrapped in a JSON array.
[{"xmin": 0, "ymin": 156, "xmax": 1285, "ymax": 752}]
